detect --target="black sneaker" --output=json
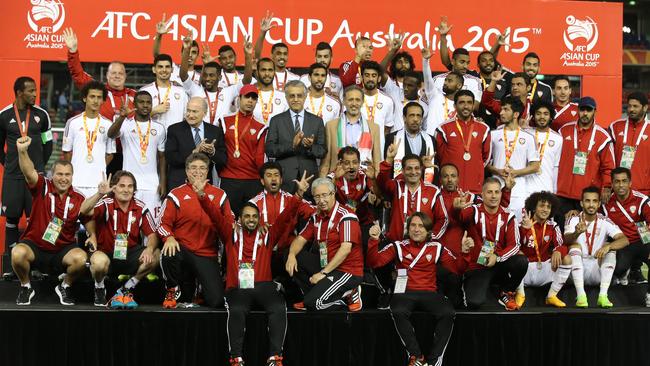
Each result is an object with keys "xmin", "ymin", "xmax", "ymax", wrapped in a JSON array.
[
  {"xmin": 629, "ymin": 268, "xmax": 647, "ymax": 284},
  {"xmin": 94, "ymin": 287, "xmax": 107, "ymax": 307},
  {"xmin": 16, "ymin": 286, "xmax": 35, "ymax": 305},
  {"xmin": 55, "ymin": 284, "xmax": 75, "ymax": 306}
]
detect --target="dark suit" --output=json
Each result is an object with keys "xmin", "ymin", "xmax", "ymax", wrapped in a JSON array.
[
  {"xmin": 265, "ymin": 110, "xmax": 326, "ymax": 193},
  {"xmin": 385, "ymin": 131, "xmax": 435, "ymax": 157},
  {"xmin": 165, "ymin": 121, "xmax": 227, "ymax": 191}
]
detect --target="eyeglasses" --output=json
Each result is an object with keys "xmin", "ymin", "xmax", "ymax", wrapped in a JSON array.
[
  {"xmin": 187, "ymin": 166, "xmax": 208, "ymax": 172},
  {"xmin": 313, "ymin": 192, "xmax": 334, "ymax": 201}
]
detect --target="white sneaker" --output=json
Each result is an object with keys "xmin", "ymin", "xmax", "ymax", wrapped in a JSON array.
[{"xmin": 645, "ymin": 293, "xmax": 650, "ymax": 307}]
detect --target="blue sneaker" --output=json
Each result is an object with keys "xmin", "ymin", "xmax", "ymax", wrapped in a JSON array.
[
  {"xmin": 122, "ymin": 288, "xmax": 138, "ymax": 309},
  {"xmin": 109, "ymin": 288, "xmax": 126, "ymax": 309}
]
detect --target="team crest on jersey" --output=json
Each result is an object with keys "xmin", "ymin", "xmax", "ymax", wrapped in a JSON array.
[
  {"xmin": 405, "ymin": 253, "xmax": 413, "ymax": 260},
  {"xmin": 174, "ymin": 93, "xmax": 181, "ymax": 100},
  {"xmin": 631, "ymin": 206, "xmax": 637, "ymax": 213},
  {"xmin": 183, "ymin": 195, "xmax": 191, "ymax": 200},
  {"xmin": 376, "ymin": 102, "xmax": 383, "ymax": 110},
  {"xmin": 544, "ymin": 235, "xmax": 550, "ymax": 242},
  {"xmin": 565, "ymin": 136, "xmax": 571, "ymax": 141},
  {"xmin": 356, "ymin": 184, "xmax": 362, "ymax": 190},
  {"xmin": 151, "ymin": 129, "xmax": 158, "ymax": 136},
  {"xmin": 130, "ymin": 216, "xmax": 137, "ymax": 223},
  {"xmin": 208, "ymin": 194, "xmax": 214, "ymax": 201},
  {"xmin": 218, "ymin": 94, "xmax": 224, "ymax": 101},
  {"xmin": 643, "ymin": 135, "xmax": 648, "ymax": 140},
  {"xmin": 610, "ymin": 206, "xmax": 616, "ymax": 212},
  {"xmin": 618, "ymin": 132, "xmax": 624, "ymax": 136},
  {"xmin": 229, "ymin": 125, "xmax": 236, "ymax": 130},
  {"xmin": 426, "ymin": 254, "xmax": 432, "ymax": 262},
  {"xmin": 422, "ymin": 197, "xmax": 429, "ymax": 205},
  {"xmin": 472, "ymin": 131, "xmax": 478, "ymax": 138},
  {"xmin": 327, "ymin": 105, "xmax": 333, "ymax": 112},
  {"xmin": 34, "ymin": 116, "xmax": 40, "ymax": 124},
  {"xmin": 68, "ymin": 202, "xmax": 74, "ymax": 210},
  {"xmin": 99, "ymin": 126, "xmax": 105, "ymax": 134},
  {"xmin": 519, "ymin": 138, "xmax": 526, "ymax": 144},
  {"xmin": 537, "ymin": 91, "xmax": 543, "ymax": 97},
  {"xmin": 250, "ymin": 129, "xmax": 257, "ymax": 135},
  {"xmin": 450, "ymin": 132, "xmax": 457, "ymax": 137},
  {"xmin": 548, "ymin": 140, "xmax": 555, "ymax": 147},
  {"xmin": 571, "ymin": 110, "xmax": 577, "ymax": 116},
  {"xmin": 275, "ymin": 98, "xmax": 281, "ymax": 105},
  {"xmin": 496, "ymin": 84, "xmax": 502, "ymax": 91}
]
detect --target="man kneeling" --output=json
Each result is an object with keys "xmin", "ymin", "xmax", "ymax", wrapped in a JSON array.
[
  {"xmin": 81, "ymin": 170, "xmax": 160, "ymax": 308},
  {"xmin": 11, "ymin": 136, "xmax": 90, "ymax": 305}
]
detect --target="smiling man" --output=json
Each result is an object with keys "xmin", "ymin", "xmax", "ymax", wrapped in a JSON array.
[{"xmin": 139, "ymin": 54, "xmax": 188, "ymax": 130}]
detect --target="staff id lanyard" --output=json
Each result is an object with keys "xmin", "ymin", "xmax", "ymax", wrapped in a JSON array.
[
  {"xmin": 615, "ymin": 200, "xmax": 650, "ymax": 244},
  {"xmin": 238, "ymin": 229, "xmax": 261, "ymax": 289},
  {"xmin": 262, "ymin": 192, "xmax": 285, "ymax": 223},
  {"xmin": 112, "ymin": 210, "xmax": 133, "ymax": 260},
  {"xmin": 477, "ymin": 212, "xmax": 503, "ymax": 266},
  {"xmin": 317, "ymin": 202, "xmax": 339, "ymax": 268},
  {"xmin": 572, "ymin": 125, "xmax": 597, "ymax": 175},
  {"xmin": 395, "ymin": 243, "xmax": 430, "ymax": 294},
  {"xmin": 42, "ymin": 194, "xmax": 71, "ymax": 245}
]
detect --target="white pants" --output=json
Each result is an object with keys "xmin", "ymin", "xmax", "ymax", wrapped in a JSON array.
[
  {"xmin": 508, "ymin": 196, "xmax": 526, "ymax": 222},
  {"xmin": 135, "ymin": 190, "xmax": 162, "ymax": 220},
  {"xmin": 523, "ymin": 260, "xmax": 554, "ymax": 286}
]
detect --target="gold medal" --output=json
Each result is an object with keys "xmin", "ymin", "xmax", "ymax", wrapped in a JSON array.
[
  {"xmin": 86, "ymin": 155, "xmax": 94, "ymax": 163},
  {"xmin": 463, "ymin": 152, "xmax": 471, "ymax": 161},
  {"xmin": 233, "ymin": 150, "xmax": 241, "ymax": 158},
  {"xmin": 140, "ymin": 156, "xmax": 148, "ymax": 164}
]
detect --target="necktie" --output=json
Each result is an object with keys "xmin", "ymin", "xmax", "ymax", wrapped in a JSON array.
[
  {"xmin": 294, "ymin": 114, "xmax": 301, "ymax": 133},
  {"xmin": 194, "ymin": 127, "xmax": 201, "ymax": 146}
]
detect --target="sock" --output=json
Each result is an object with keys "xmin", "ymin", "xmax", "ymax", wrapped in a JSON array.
[
  {"xmin": 599, "ymin": 252, "xmax": 616, "ymax": 296},
  {"xmin": 548, "ymin": 265, "xmax": 571, "ymax": 297},
  {"xmin": 4, "ymin": 220, "xmax": 19, "ymax": 251},
  {"xmin": 570, "ymin": 249, "xmax": 586, "ymax": 297},
  {"xmin": 21, "ymin": 282, "xmax": 31, "ymax": 289},
  {"xmin": 95, "ymin": 277, "xmax": 105, "ymax": 289},
  {"xmin": 516, "ymin": 280, "xmax": 525, "ymax": 295},
  {"xmin": 124, "ymin": 277, "xmax": 139, "ymax": 289}
]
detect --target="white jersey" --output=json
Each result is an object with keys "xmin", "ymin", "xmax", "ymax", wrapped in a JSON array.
[
  {"xmin": 171, "ymin": 63, "xmax": 200, "ymax": 86},
  {"xmin": 565, "ymin": 213, "xmax": 623, "ymax": 258},
  {"xmin": 62, "ymin": 113, "xmax": 116, "ymax": 188},
  {"xmin": 490, "ymin": 126, "xmax": 540, "ymax": 198},
  {"xmin": 425, "ymin": 92, "xmax": 455, "ymax": 135},
  {"xmin": 304, "ymin": 93, "xmax": 341, "ymax": 123},
  {"xmin": 272, "ymin": 70, "xmax": 301, "ymax": 91},
  {"xmin": 431, "ymin": 72, "xmax": 483, "ymax": 103},
  {"xmin": 300, "ymin": 72, "xmax": 343, "ymax": 97},
  {"xmin": 524, "ymin": 128, "xmax": 563, "ymax": 194},
  {"xmin": 382, "ymin": 77, "xmax": 429, "ymax": 133},
  {"xmin": 118, "ymin": 118, "xmax": 167, "ymax": 191},
  {"xmin": 139, "ymin": 82, "xmax": 188, "ymax": 130},
  {"xmin": 182, "ymin": 79, "xmax": 240, "ymax": 125},
  {"xmin": 219, "ymin": 70, "xmax": 243, "ymax": 89},
  {"xmin": 360, "ymin": 90, "xmax": 395, "ymax": 133},
  {"xmin": 255, "ymin": 89, "xmax": 289, "ymax": 125}
]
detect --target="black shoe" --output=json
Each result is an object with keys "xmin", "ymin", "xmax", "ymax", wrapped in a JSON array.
[
  {"xmin": 55, "ymin": 284, "xmax": 75, "ymax": 306},
  {"xmin": 94, "ymin": 287, "xmax": 107, "ymax": 307},
  {"xmin": 629, "ymin": 268, "xmax": 647, "ymax": 284},
  {"xmin": 16, "ymin": 286, "xmax": 35, "ymax": 305}
]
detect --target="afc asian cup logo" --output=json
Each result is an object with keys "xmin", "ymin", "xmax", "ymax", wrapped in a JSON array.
[
  {"xmin": 27, "ymin": 0, "xmax": 65, "ymax": 33},
  {"xmin": 563, "ymin": 15, "xmax": 598, "ymax": 52}
]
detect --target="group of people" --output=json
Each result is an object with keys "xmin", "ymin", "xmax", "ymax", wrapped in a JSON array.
[{"xmin": 1, "ymin": 13, "xmax": 649, "ymax": 366}]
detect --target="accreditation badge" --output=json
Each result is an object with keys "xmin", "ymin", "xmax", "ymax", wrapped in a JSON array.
[
  {"xmin": 620, "ymin": 146, "xmax": 637, "ymax": 169},
  {"xmin": 319, "ymin": 241, "xmax": 329, "ymax": 268},
  {"xmin": 42, "ymin": 217, "xmax": 63, "ymax": 245},
  {"xmin": 238, "ymin": 263, "xmax": 255, "ymax": 289},
  {"xmin": 113, "ymin": 233, "xmax": 128, "ymax": 260},
  {"xmin": 477, "ymin": 240, "xmax": 496, "ymax": 266},
  {"xmin": 394, "ymin": 268, "xmax": 408, "ymax": 294},
  {"xmin": 572, "ymin": 151, "xmax": 587, "ymax": 175},
  {"xmin": 636, "ymin": 222, "xmax": 650, "ymax": 244}
]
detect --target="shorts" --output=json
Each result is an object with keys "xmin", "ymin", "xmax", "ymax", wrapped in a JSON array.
[
  {"xmin": 105, "ymin": 245, "xmax": 145, "ymax": 276},
  {"xmin": 523, "ymin": 260, "xmax": 553, "ymax": 286},
  {"xmin": 20, "ymin": 239, "xmax": 79, "ymax": 275},
  {"xmin": 135, "ymin": 190, "xmax": 162, "ymax": 220},
  {"xmin": 1, "ymin": 178, "xmax": 32, "ymax": 218}
]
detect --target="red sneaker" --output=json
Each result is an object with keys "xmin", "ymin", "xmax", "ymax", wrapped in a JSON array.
[
  {"xmin": 292, "ymin": 302, "xmax": 306, "ymax": 311},
  {"xmin": 266, "ymin": 355, "xmax": 283, "ymax": 366},
  {"xmin": 162, "ymin": 287, "xmax": 180, "ymax": 309},
  {"xmin": 498, "ymin": 291, "xmax": 519, "ymax": 311},
  {"xmin": 346, "ymin": 286, "xmax": 363, "ymax": 312}
]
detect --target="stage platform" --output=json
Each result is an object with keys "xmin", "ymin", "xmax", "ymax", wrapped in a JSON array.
[{"xmin": 1, "ymin": 280, "xmax": 649, "ymax": 366}]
